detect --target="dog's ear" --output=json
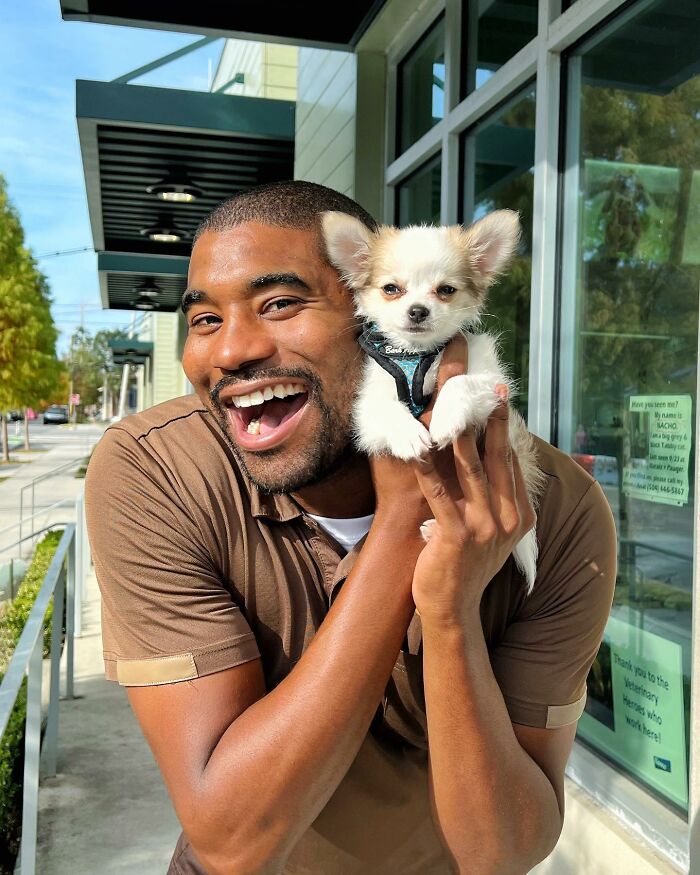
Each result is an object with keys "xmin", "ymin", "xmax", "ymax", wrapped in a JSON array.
[
  {"xmin": 321, "ymin": 211, "xmax": 374, "ymax": 289},
  {"xmin": 460, "ymin": 209, "xmax": 521, "ymax": 282}
]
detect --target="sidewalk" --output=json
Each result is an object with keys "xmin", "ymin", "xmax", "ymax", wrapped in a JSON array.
[
  {"xmin": 0, "ymin": 425, "xmax": 102, "ymax": 564},
  {"xmin": 35, "ymin": 569, "xmax": 181, "ymax": 874}
]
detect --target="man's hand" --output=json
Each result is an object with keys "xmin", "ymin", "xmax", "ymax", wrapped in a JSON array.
[{"xmin": 411, "ymin": 384, "xmax": 536, "ymax": 627}]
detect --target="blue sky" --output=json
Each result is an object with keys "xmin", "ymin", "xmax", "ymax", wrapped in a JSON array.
[{"xmin": 1, "ymin": 0, "xmax": 223, "ymax": 352}]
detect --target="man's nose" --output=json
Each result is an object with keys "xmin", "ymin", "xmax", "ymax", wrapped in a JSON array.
[
  {"xmin": 211, "ymin": 313, "xmax": 278, "ymax": 373},
  {"xmin": 408, "ymin": 305, "xmax": 429, "ymax": 324}
]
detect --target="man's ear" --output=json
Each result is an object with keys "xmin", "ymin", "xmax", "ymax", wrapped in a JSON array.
[
  {"xmin": 460, "ymin": 209, "xmax": 521, "ymax": 282},
  {"xmin": 321, "ymin": 211, "xmax": 374, "ymax": 289}
]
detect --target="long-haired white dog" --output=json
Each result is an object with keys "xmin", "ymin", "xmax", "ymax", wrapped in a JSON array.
[{"xmin": 322, "ymin": 209, "xmax": 544, "ymax": 593}]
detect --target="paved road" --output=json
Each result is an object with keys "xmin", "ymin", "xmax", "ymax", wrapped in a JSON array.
[{"xmin": 0, "ymin": 421, "xmax": 106, "ymax": 570}]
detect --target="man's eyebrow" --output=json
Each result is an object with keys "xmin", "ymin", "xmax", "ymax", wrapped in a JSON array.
[
  {"xmin": 181, "ymin": 289, "xmax": 209, "ymax": 315},
  {"xmin": 249, "ymin": 272, "xmax": 311, "ymax": 291}
]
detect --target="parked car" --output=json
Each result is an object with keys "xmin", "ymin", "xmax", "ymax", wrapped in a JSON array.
[
  {"xmin": 43, "ymin": 405, "xmax": 70, "ymax": 425},
  {"xmin": 5, "ymin": 410, "xmax": 23, "ymax": 421}
]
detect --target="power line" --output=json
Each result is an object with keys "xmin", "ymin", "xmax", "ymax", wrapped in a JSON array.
[{"xmin": 35, "ymin": 246, "xmax": 92, "ymax": 259}]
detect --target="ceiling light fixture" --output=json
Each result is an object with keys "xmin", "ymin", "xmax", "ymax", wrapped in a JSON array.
[
  {"xmin": 146, "ymin": 169, "xmax": 203, "ymax": 203},
  {"xmin": 132, "ymin": 278, "xmax": 162, "ymax": 298},
  {"xmin": 140, "ymin": 218, "xmax": 185, "ymax": 243}
]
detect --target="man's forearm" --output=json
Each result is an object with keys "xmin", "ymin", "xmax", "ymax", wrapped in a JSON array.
[
  {"xmin": 192, "ymin": 513, "xmax": 422, "ymax": 873},
  {"xmin": 422, "ymin": 613, "xmax": 562, "ymax": 875}
]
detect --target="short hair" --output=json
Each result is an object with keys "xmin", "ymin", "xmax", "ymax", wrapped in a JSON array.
[{"xmin": 193, "ymin": 180, "xmax": 378, "ymax": 250}]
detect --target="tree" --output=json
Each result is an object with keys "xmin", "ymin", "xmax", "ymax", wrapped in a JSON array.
[
  {"xmin": 64, "ymin": 326, "xmax": 127, "ymax": 413},
  {"xmin": 0, "ymin": 176, "xmax": 62, "ymax": 460}
]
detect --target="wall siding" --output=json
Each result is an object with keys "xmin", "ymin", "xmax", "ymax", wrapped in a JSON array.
[{"xmin": 294, "ymin": 48, "xmax": 356, "ymax": 196}]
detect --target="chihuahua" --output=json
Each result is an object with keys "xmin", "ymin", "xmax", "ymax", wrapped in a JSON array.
[{"xmin": 322, "ymin": 209, "xmax": 544, "ymax": 593}]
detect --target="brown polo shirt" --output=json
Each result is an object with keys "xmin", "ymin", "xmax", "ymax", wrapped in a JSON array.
[{"xmin": 85, "ymin": 395, "xmax": 617, "ymax": 875}]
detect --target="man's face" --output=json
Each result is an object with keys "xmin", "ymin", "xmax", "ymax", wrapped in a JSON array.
[{"xmin": 183, "ymin": 222, "xmax": 362, "ymax": 493}]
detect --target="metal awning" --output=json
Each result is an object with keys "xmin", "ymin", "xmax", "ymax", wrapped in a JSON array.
[
  {"xmin": 77, "ymin": 79, "xmax": 295, "ymax": 310},
  {"xmin": 61, "ymin": 1, "xmax": 387, "ymax": 50},
  {"xmin": 108, "ymin": 338, "xmax": 154, "ymax": 366}
]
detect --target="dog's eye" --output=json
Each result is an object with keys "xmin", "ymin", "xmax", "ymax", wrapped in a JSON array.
[
  {"xmin": 436, "ymin": 285, "xmax": 457, "ymax": 296},
  {"xmin": 382, "ymin": 283, "xmax": 401, "ymax": 295}
]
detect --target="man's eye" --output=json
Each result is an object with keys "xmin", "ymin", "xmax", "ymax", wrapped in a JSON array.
[
  {"xmin": 436, "ymin": 285, "xmax": 457, "ymax": 296},
  {"xmin": 263, "ymin": 298, "xmax": 301, "ymax": 314},
  {"xmin": 191, "ymin": 314, "xmax": 220, "ymax": 327},
  {"xmin": 382, "ymin": 284, "xmax": 401, "ymax": 295}
]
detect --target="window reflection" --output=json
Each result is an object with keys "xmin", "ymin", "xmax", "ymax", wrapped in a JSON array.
[
  {"xmin": 397, "ymin": 155, "xmax": 442, "ymax": 226},
  {"xmin": 462, "ymin": 0, "xmax": 537, "ymax": 96},
  {"xmin": 560, "ymin": 0, "xmax": 699, "ymax": 814},
  {"xmin": 397, "ymin": 16, "xmax": 445, "ymax": 154},
  {"xmin": 462, "ymin": 88, "xmax": 536, "ymax": 419}
]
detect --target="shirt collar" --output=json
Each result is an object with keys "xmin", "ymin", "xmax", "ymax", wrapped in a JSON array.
[{"xmin": 248, "ymin": 479, "xmax": 304, "ymax": 522}]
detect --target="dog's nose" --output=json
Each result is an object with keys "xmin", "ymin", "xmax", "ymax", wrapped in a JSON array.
[{"xmin": 408, "ymin": 305, "xmax": 429, "ymax": 324}]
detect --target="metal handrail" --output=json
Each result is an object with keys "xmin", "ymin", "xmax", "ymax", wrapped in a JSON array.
[
  {"xmin": 18, "ymin": 455, "xmax": 89, "ymax": 546},
  {"xmin": 0, "ymin": 499, "xmax": 73, "ymax": 542},
  {"xmin": 0, "ymin": 524, "xmax": 76, "ymax": 875}
]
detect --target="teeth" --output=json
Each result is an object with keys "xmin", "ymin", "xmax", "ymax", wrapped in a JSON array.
[
  {"xmin": 231, "ymin": 382, "xmax": 305, "ymax": 409},
  {"xmin": 247, "ymin": 418, "xmax": 261, "ymax": 435}
]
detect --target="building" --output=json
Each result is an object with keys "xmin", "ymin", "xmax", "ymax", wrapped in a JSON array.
[{"xmin": 65, "ymin": 0, "xmax": 699, "ymax": 870}]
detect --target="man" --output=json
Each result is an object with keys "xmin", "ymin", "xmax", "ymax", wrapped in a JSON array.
[{"xmin": 85, "ymin": 181, "xmax": 617, "ymax": 875}]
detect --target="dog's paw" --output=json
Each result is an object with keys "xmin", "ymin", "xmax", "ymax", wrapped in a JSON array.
[
  {"xmin": 429, "ymin": 374, "xmax": 502, "ymax": 449},
  {"xmin": 420, "ymin": 518, "xmax": 437, "ymax": 542},
  {"xmin": 385, "ymin": 420, "xmax": 432, "ymax": 460}
]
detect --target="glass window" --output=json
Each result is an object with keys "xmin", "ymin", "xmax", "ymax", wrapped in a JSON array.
[
  {"xmin": 461, "ymin": 87, "xmax": 535, "ymax": 419},
  {"xmin": 396, "ymin": 154, "xmax": 442, "ymax": 226},
  {"xmin": 461, "ymin": 0, "xmax": 537, "ymax": 96},
  {"xmin": 397, "ymin": 16, "xmax": 445, "ymax": 154},
  {"xmin": 559, "ymin": 0, "xmax": 700, "ymax": 815}
]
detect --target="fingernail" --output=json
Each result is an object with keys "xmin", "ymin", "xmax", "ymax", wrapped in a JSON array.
[{"xmin": 496, "ymin": 385, "xmax": 509, "ymax": 402}]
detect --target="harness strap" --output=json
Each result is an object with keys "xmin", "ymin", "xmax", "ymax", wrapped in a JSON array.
[{"xmin": 358, "ymin": 325, "xmax": 447, "ymax": 418}]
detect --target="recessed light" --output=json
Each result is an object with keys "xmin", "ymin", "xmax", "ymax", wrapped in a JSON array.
[
  {"xmin": 147, "ymin": 170, "xmax": 203, "ymax": 203},
  {"xmin": 140, "ymin": 220, "xmax": 185, "ymax": 243}
]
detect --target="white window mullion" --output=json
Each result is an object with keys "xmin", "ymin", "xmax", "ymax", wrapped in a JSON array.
[{"xmin": 526, "ymin": 0, "xmax": 561, "ymax": 441}]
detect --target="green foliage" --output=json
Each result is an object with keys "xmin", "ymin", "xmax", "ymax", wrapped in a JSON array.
[
  {"xmin": 0, "ymin": 530, "xmax": 63, "ymax": 874},
  {"xmin": 0, "ymin": 175, "xmax": 63, "ymax": 415},
  {"xmin": 66, "ymin": 326, "xmax": 128, "ymax": 408}
]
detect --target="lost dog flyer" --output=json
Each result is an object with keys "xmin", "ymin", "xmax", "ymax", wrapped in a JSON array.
[
  {"xmin": 622, "ymin": 394, "xmax": 692, "ymax": 506},
  {"xmin": 579, "ymin": 617, "xmax": 688, "ymax": 808}
]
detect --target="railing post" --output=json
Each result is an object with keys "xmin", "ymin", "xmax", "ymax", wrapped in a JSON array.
[
  {"xmin": 65, "ymin": 533, "xmax": 75, "ymax": 700},
  {"xmin": 20, "ymin": 638, "xmax": 42, "ymax": 875},
  {"xmin": 43, "ymin": 566, "xmax": 65, "ymax": 778},
  {"xmin": 81, "ymin": 487, "xmax": 90, "ymax": 600},
  {"xmin": 75, "ymin": 492, "xmax": 84, "ymax": 637}
]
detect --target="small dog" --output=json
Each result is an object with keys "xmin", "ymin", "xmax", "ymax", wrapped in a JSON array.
[{"xmin": 322, "ymin": 209, "xmax": 545, "ymax": 593}]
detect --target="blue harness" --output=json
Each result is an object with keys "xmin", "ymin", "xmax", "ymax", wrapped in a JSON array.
[{"xmin": 358, "ymin": 324, "xmax": 447, "ymax": 418}]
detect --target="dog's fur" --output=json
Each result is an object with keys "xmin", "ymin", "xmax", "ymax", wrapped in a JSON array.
[{"xmin": 322, "ymin": 209, "xmax": 545, "ymax": 593}]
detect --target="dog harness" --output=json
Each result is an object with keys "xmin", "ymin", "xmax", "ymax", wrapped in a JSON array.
[{"xmin": 358, "ymin": 323, "xmax": 447, "ymax": 418}]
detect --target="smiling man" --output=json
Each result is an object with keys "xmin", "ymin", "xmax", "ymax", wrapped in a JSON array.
[{"xmin": 85, "ymin": 180, "xmax": 617, "ymax": 875}]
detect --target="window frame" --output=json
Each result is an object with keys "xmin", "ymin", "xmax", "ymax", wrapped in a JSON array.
[{"xmin": 380, "ymin": 0, "xmax": 696, "ymax": 868}]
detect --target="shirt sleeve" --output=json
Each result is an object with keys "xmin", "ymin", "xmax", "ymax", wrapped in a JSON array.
[
  {"xmin": 85, "ymin": 426, "xmax": 260, "ymax": 686},
  {"xmin": 490, "ymin": 479, "xmax": 617, "ymax": 728}
]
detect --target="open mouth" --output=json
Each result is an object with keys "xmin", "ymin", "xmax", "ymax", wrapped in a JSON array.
[{"xmin": 223, "ymin": 381, "xmax": 310, "ymax": 449}]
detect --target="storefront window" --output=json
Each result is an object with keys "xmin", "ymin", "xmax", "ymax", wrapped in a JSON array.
[
  {"xmin": 461, "ymin": 88, "xmax": 535, "ymax": 419},
  {"xmin": 397, "ymin": 154, "xmax": 442, "ymax": 226},
  {"xmin": 397, "ymin": 16, "xmax": 445, "ymax": 154},
  {"xmin": 461, "ymin": 0, "xmax": 537, "ymax": 96},
  {"xmin": 559, "ymin": 0, "xmax": 699, "ymax": 814}
]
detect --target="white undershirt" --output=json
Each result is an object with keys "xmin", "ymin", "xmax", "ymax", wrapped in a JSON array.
[{"xmin": 307, "ymin": 513, "xmax": 374, "ymax": 553}]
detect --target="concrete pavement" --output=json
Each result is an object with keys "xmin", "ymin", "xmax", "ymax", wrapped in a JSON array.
[
  {"xmin": 35, "ymin": 569, "xmax": 181, "ymax": 874},
  {"xmin": 0, "ymin": 423, "xmax": 104, "ymax": 566}
]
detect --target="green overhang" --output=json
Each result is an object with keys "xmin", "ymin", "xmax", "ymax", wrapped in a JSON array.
[
  {"xmin": 77, "ymin": 79, "xmax": 295, "ymax": 310},
  {"xmin": 108, "ymin": 338, "xmax": 154, "ymax": 366}
]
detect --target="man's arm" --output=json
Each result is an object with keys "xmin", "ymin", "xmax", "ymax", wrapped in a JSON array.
[
  {"xmin": 412, "ymin": 391, "xmax": 616, "ymax": 874},
  {"xmin": 421, "ymin": 619, "xmax": 574, "ymax": 874},
  {"xmin": 127, "ymin": 487, "xmax": 425, "ymax": 875}
]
